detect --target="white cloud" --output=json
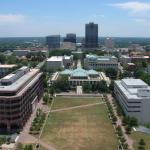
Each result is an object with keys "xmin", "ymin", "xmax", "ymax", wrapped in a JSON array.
[
  {"xmin": 110, "ymin": 1, "xmax": 150, "ymax": 25},
  {"xmin": 111, "ymin": 1, "xmax": 150, "ymax": 13},
  {"xmin": 0, "ymin": 14, "xmax": 26, "ymax": 24}
]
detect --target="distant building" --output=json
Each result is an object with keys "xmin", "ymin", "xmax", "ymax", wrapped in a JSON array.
[
  {"xmin": 64, "ymin": 33, "xmax": 76, "ymax": 43},
  {"xmin": 131, "ymin": 55, "xmax": 149, "ymax": 63},
  {"xmin": 60, "ymin": 42, "xmax": 76, "ymax": 50},
  {"xmin": 0, "ymin": 64, "xmax": 17, "ymax": 78},
  {"xmin": 114, "ymin": 79, "xmax": 150, "ymax": 124},
  {"xmin": 84, "ymin": 54, "xmax": 118, "ymax": 70},
  {"xmin": 13, "ymin": 50, "xmax": 30, "ymax": 57},
  {"xmin": 105, "ymin": 38, "xmax": 114, "ymax": 49},
  {"xmin": 46, "ymin": 35, "xmax": 60, "ymax": 49},
  {"xmin": 129, "ymin": 44, "xmax": 144, "ymax": 52},
  {"xmin": 85, "ymin": 22, "xmax": 98, "ymax": 48},
  {"xmin": 120, "ymin": 55, "xmax": 131, "ymax": 65},
  {"xmin": 46, "ymin": 55, "xmax": 73, "ymax": 70},
  {"xmin": 0, "ymin": 66, "xmax": 43, "ymax": 132},
  {"xmin": 120, "ymin": 55, "xmax": 149, "ymax": 64}
]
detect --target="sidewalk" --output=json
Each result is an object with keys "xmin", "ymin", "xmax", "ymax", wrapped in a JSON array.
[{"xmin": 107, "ymin": 94, "xmax": 134, "ymax": 150}]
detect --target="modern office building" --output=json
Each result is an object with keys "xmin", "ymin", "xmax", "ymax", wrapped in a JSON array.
[
  {"xmin": 64, "ymin": 33, "xmax": 76, "ymax": 43},
  {"xmin": 46, "ymin": 35, "xmax": 60, "ymax": 49},
  {"xmin": 84, "ymin": 54, "xmax": 118, "ymax": 70},
  {"xmin": 114, "ymin": 79, "xmax": 150, "ymax": 124},
  {"xmin": 46, "ymin": 55, "xmax": 73, "ymax": 70},
  {"xmin": 0, "ymin": 66, "xmax": 43, "ymax": 132},
  {"xmin": 85, "ymin": 22, "xmax": 98, "ymax": 48},
  {"xmin": 0, "ymin": 64, "xmax": 17, "ymax": 78}
]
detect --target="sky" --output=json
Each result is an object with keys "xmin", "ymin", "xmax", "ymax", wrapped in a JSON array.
[{"xmin": 0, "ymin": 0, "xmax": 150, "ymax": 37}]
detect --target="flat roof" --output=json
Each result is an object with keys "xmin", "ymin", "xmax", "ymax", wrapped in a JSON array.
[
  {"xmin": 47, "ymin": 56, "xmax": 63, "ymax": 62},
  {"xmin": 122, "ymin": 79, "xmax": 147, "ymax": 87},
  {"xmin": 0, "ymin": 64, "xmax": 16, "ymax": 68},
  {"xmin": 115, "ymin": 79, "xmax": 150, "ymax": 99},
  {"xmin": 2, "ymin": 74, "xmax": 15, "ymax": 80},
  {"xmin": 0, "ymin": 69, "xmax": 39, "ymax": 92}
]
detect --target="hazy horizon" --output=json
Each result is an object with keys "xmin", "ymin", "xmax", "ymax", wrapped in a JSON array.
[{"xmin": 0, "ymin": 0, "xmax": 150, "ymax": 37}]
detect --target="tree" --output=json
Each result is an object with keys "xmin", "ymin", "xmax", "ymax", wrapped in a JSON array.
[
  {"xmin": 129, "ymin": 117, "xmax": 138, "ymax": 127},
  {"xmin": 0, "ymin": 54, "xmax": 6, "ymax": 64},
  {"xmin": 49, "ymin": 87, "xmax": 55, "ymax": 96},
  {"xmin": 105, "ymin": 68, "xmax": 117, "ymax": 79},
  {"xmin": 54, "ymin": 76, "xmax": 70, "ymax": 92},
  {"xmin": 138, "ymin": 139, "xmax": 146, "ymax": 150},
  {"xmin": 83, "ymin": 82, "xmax": 92, "ymax": 93},
  {"xmin": 43, "ymin": 94, "xmax": 49, "ymax": 104},
  {"xmin": 98, "ymin": 80, "xmax": 108, "ymax": 93},
  {"xmin": 109, "ymin": 81, "xmax": 114, "ymax": 91},
  {"xmin": 139, "ymin": 139, "xmax": 145, "ymax": 146}
]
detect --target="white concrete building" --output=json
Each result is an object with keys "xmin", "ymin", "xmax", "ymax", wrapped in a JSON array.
[
  {"xmin": 84, "ymin": 54, "xmax": 118, "ymax": 70},
  {"xmin": 46, "ymin": 55, "xmax": 73, "ymax": 70},
  {"xmin": 46, "ymin": 56, "xmax": 64, "ymax": 70},
  {"xmin": 114, "ymin": 79, "xmax": 150, "ymax": 124}
]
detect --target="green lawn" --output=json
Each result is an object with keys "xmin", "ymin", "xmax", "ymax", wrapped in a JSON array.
[
  {"xmin": 41, "ymin": 98, "xmax": 117, "ymax": 150},
  {"xmin": 52, "ymin": 97, "xmax": 102, "ymax": 110},
  {"xmin": 131, "ymin": 132, "xmax": 150, "ymax": 150}
]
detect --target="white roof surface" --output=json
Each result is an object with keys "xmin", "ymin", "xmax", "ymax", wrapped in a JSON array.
[
  {"xmin": 115, "ymin": 79, "xmax": 150, "ymax": 99},
  {"xmin": 0, "ymin": 64, "xmax": 16, "ymax": 68},
  {"xmin": 47, "ymin": 56, "xmax": 63, "ymax": 62},
  {"xmin": 122, "ymin": 79, "xmax": 147, "ymax": 87}
]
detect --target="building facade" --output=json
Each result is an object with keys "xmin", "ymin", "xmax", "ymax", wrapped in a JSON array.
[
  {"xmin": 114, "ymin": 79, "xmax": 150, "ymax": 124},
  {"xmin": 85, "ymin": 22, "xmax": 98, "ymax": 48},
  {"xmin": 84, "ymin": 54, "xmax": 118, "ymax": 70},
  {"xmin": 46, "ymin": 35, "xmax": 60, "ymax": 49},
  {"xmin": 60, "ymin": 67, "xmax": 110, "ymax": 86},
  {"xmin": 46, "ymin": 55, "xmax": 73, "ymax": 70},
  {"xmin": 13, "ymin": 50, "xmax": 30, "ymax": 57},
  {"xmin": 64, "ymin": 33, "xmax": 76, "ymax": 43},
  {"xmin": 105, "ymin": 38, "xmax": 114, "ymax": 49},
  {"xmin": 0, "ymin": 66, "xmax": 43, "ymax": 132}
]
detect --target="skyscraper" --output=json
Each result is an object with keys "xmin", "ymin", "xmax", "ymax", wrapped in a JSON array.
[
  {"xmin": 64, "ymin": 33, "xmax": 76, "ymax": 43},
  {"xmin": 46, "ymin": 35, "xmax": 60, "ymax": 49},
  {"xmin": 85, "ymin": 22, "xmax": 98, "ymax": 48}
]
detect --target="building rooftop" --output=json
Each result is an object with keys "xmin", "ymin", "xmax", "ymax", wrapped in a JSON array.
[
  {"xmin": 61, "ymin": 68, "xmax": 99, "ymax": 77},
  {"xmin": 0, "ymin": 67, "xmax": 40, "ymax": 93},
  {"xmin": 122, "ymin": 79, "xmax": 147, "ymax": 88},
  {"xmin": 115, "ymin": 79, "xmax": 150, "ymax": 99},
  {"xmin": 47, "ymin": 56, "xmax": 63, "ymax": 62},
  {"xmin": 86, "ymin": 54, "xmax": 117, "ymax": 62},
  {"xmin": 0, "ymin": 64, "xmax": 16, "ymax": 68}
]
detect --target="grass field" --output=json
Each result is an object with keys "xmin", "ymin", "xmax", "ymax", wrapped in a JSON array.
[
  {"xmin": 41, "ymin": 97, "xmax": 117, "ymax": 150},
  {"xmin": 52, "ymin": 97, "xmax": 102, "ymax": 109},
  {"xmin": 131, "ymin": 132, "xmax": 150, "ymax": 150}
]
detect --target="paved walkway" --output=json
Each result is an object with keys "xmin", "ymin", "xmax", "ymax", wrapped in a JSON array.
[
  {"xmin": 107, "ymin": 94, "xmax": 134, "ymax": 150},
  {"xmin": 18, "ymin": 98, "xmax": 57, "ymax": 150},
  {"xmin": 76, "ymin": 86, "xmax": 83, "ymax": 95},
  {"xmin": 77, "ymin": 59, "xmax": 82, "ymax": 68}
]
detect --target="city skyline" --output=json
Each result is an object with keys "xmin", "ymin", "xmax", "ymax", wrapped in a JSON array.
[{"xmin": 0, "ymin": 0, "xmax": 150, "ymax": 37}]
